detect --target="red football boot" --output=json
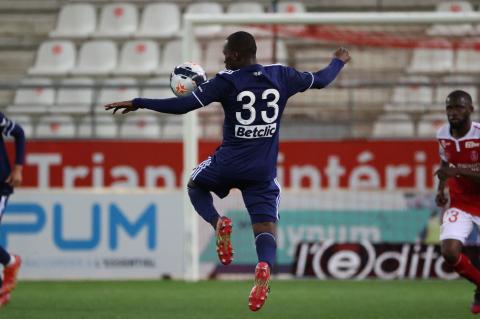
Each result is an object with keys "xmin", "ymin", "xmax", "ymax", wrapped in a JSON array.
[
  {"xmin": 2, "ymin": 255, "xmax": 21, "ymax": 293},
  {"xmin": 216, "ymin": 217, "xmax": 233, "ymax": 265},
  {"xmin": 248, "ymin": 262, "xmax": 271, "ymax": 312},
  {"xmin": 0, "ymin": 291, "xmax": 11, "ymax": 308},
  {"xmin": 471, "ymin": 288, "xmax": 480, "ymax": 314}
]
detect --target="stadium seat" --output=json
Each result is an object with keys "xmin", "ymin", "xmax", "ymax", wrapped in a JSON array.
[
  {"xmin": 35, "ymin": 115, "xmax": 76, "ymax": 138},
  {"xmin": 372, "ymin": 113, "xmax": 415, "ymax": 138},
  {"xmin": 71, "ymin": 41, "xmax": 117, "ymax": 75},
  {"xmin": 384, "ymin": 76, "xmax": 433, "ymax": 112},
  {"xmin": 6, "ymin": 78, "xmax": 55, "ymax": 114},
  {"xmin": 185, "ymin": 2, "xmax": 223, "ymax": 37},
  {"xmin": 277, "ymin": 1, "xmax": 306, "ymax": 13},
  {"xmin": 276, "ymin": 1, "xmax": 306, "ymax": 33},
  {"xmin": 115, "ymin": 40, "xmax": 159, "ymax": 75},
  {"xmin": 162, "ymin": 116, "xmax": 183, "ymax": 139},
  {"xmin": 141, "ymin": 77, "xmax": 175, "ymax": 98},
  {"xmin": 226, "ymin": 2, "xmax": 266, "ymax": 35},
  {"xmin": 203, "ymin": 40, "xmax": 226, "ymax": 73},
  {"xmin": 156, "ymin": 40, "xmax": 201, "ymax": 74},
  {"xmin": 455, "ymin": 41, "xmax": 480, "ymax": 73},
  {"xmin": 78, "ymin": 115, "xmax": 118, "ymax": 138},
  {"xmin": 52, "ymin": 78, "xmax": 95, "ymax": 114},
  {"xmin": 120, "ymin": 114, "xmax": 161, "ymax": 138},
  {"xmin": 435, "ymin": 75, "xmax": 478, "ymax": 108},
  {"xmin": 427, "ymin": 1, "xmax": 474, "ymax": 36},
  {"xmin": 10, "ymin": 115, "xmax": 33, "ymax": 138},
  {"xmin": 256, "ymin": 39, "xmax": 288, "ymax": 65},
  {"xmin": 417, "ymin": 113, "xmax": 446, "ymax": 137},
  {"xmin": 28, "ymin": 41, "xmax": 76, "ymax": 75},
  {"xmin": 96, "ymin": 78, "xmax": 139, "ymax": 113},
  {"xmin": 407, "ymin": 40, "xmax": 454, "ymax": 73},
  {"xmin": 49, "ymin": 3, "xmax": 96, "ymax": 38},
  {"xmin": 94, "ymin": 3, "xmax": 138, "ymax": 38},
  {"xmin": 136, "ymin": 3, "xmax": 180, "ymax": 38}
]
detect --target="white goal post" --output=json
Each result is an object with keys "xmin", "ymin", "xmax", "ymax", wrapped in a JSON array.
[{"xmin": 181, "ymin": 11, "xmax": 480, "ymax": 281}]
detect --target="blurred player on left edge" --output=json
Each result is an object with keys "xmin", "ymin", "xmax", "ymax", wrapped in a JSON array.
[{"xmin": 0, "ymin": 112, "xmax": 25, "ymax": 308}]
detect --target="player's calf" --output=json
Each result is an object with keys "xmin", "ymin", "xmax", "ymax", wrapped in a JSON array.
[{"xmin": 216, "ymin": 217, "xmax": 233, "ymax": 265}]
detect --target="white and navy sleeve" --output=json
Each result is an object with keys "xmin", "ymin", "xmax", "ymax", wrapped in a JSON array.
[
  {"xmin": 131, "ymin": 76, "xmax": 229, "ymax": 114},
  {"xmin": 285, "ymin": 58, "xmax": 345, "ymax": 97},
  {"xmin": 0, "ymin": 112, "xmax": 26, "ymax": 165}
]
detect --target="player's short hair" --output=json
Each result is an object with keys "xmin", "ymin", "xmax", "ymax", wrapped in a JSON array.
[
  {"xmin": 447, "ymin": 90, "xmax": 473, "ymax": 105},
  {"xmin": 226, "ymin": 31, "xmax": 257, "ymax": 58}
]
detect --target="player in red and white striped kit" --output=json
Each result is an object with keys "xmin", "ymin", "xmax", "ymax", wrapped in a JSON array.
[{"xmin": 436, "ymin": 90, "xmax": 480, "ymax": 314}]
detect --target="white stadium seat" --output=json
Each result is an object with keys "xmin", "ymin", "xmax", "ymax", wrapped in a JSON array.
[
  {"xmin": 71, "ymin": 41, "xmax": 117, "ymax": 75},
  {"xmin": 115, "ymin": 40, "xmax": 159, "ymax": 75},
  {"xmin": 94, "ymin": 3, "xmax": 138, "ymax": 38},
  {"xmin": 186, "ymin": 2, "xmax": 223, "ymax": 37},
  {"xmin": 162, "ymin": 116, "xmax": 183, "ymax": 139},
  {"xmin": 277, "ymin": 1, "xmax": 306, "ymax": 13},
  {"xmin": 372, "ymin": 113, "xmax": 415, "ymax": 138},
  {"xmin": 11, "ymin": 115, "xmax": 34, "ymax": 138},
  {"xmin": 417, "ymin": 113, "xmax": 446, "ymax": 138},
  {"xmin": 455, "ymin": 41, "xmax": 480, "ymax": 73},
  {"xmin": 141, "ymin": 77, "xmax": 175, "ymax": 99},
  {"xmin": 78, "ymin": 116, "xmax": 118, "ymax": 138},
  {"xmin": 277, "ymin": 1, "xmax": 306, "ymax": 33},
  {"xmin": 203, "ymin": 40, "xmax": 226, "ymax": 73},
  {"xmin": 36, "ymin": 115, "xmax": 76, "ymax": 138},
  {"xmin": 156, "ymin": 40, "xmax": 201, "ymax": 74},
  {"xmin": 96, "ymin": 78, "xmax": 139, "ymax": 112},
  {"xmin": 28, "ymin": 41, "xmax": 76, "ymax": 75},
  {"xmin": 435, "ymin": 75, "xmax": 478, "ymax": 106},
  {"xmin": 50, "ymin": 3, "xmax": 96, "ymax": 38},
  {"xmin": 137, "ymin": 3, "xmax": 180, "ymax": 38},
  {"xmin": 384, "ymin": 76, "xmax": 433, "ymax": 112},
  {"xmin": 52, "ymin": 78, "xmax": 95, "ymax": 114},
  {"xmin": 226, "ymin": 2, "xmax": 266, "ymax": 35},
  {"xmin": 407, "ymin": 39, "xmax": 453, "ymax": 73},
  {"xmin": 120, "ymin": 114, "xmax": 161, "ymax": 138},
  {"xmin": 427, "ymin": 1, "xmax": 474, "ymax": 36},
  {"xmin": 6, "ymin": 78, "xmax": 55, "ymax": 114},
  {"xmin": 256, "ymin": 39, "xmax": 288, "ymax": 65}
]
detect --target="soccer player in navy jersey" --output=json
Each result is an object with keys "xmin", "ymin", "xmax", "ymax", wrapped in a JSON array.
[
  {"xmin": 106, "ymin": 31, "xmax": 350, "ymax": 311},
  {"xmin": 0, "ymin": 112, "xmax": 25, "ymax": 308}
]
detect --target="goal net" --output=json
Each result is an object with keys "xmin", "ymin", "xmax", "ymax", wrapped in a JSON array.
[{"xmin": 182, "ymin": 11, "xmax": 480, "ymax": 280}]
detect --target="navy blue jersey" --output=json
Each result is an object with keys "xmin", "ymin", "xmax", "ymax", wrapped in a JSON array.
[
  {"xmin": 191, "ymin": 61, "xmax": 343, "ymax": 181},
  {"xmin": 133, "ymin": 59, "xmax": 344, "ymax": 181},
  {"xmin": 0, "ymin": 112, "xmax": 25, "ymax": 195}
]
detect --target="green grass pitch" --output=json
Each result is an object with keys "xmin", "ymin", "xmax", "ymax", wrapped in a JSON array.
[{"xmin": 0, "ymin": 280, "xmax": 475, "ymax": 319}]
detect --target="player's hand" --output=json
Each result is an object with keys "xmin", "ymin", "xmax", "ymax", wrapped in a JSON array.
[
  {"xmin": 105, "ymin": 101, "xmax": 138, "ymax": 114},
  {"xmin": 435, "ymin": 167, "xmax": 459, "ymax": 181},
  {"xmin": 5, "ymin": 165, "xmax": 22, "ymax": 187},
  {"xmin": 334, "ymin": 47, "xmax": 351, "ymax": 64},
  {"xmin": 435, "ymin": 191, "xmax": 448, "ymax": 207}
]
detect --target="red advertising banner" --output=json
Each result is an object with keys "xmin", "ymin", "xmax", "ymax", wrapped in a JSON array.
[{"xmin": 6, "ymin": 140, "xmax": 439, "ymax": 189}]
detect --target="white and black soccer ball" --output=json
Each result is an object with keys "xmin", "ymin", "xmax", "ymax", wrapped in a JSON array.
[{"xmin": 169, "ymin": 62, "xmax": 207, "ymax": 97}]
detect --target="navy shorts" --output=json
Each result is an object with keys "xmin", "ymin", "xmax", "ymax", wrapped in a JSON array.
[
  {"xmin": 191, "ymin": 157, "xmax": 281, "ymax": 224},
  {"xmin": 0, "ymin": 195, "xmax": 8, "ymax": 222}
]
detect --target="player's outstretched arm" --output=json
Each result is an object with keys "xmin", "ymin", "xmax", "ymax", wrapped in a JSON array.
[
  {"xmin": 310, "ymin": 47, "xmax": 350, "ymax": 89},
  {"xmin": 105, "ymin": 94, "xmax": 203, "ymax": 115}
]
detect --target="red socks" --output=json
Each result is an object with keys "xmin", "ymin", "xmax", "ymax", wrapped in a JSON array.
[{"xmin": 454, "ymin": 254, "xmax": 480, "ymax": 286}]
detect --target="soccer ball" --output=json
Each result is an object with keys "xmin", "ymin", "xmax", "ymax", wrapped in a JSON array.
[{"xmin": 170, "ymin": 62, "xmax": 207, "ymax": 97}]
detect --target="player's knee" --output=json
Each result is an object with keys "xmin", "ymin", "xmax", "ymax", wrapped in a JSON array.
[
  {"xmin": 441, "ymin": 241, "xmax": 462, "ymax": 265},
  {"xmin": 252, "ymin": 222, "xmax": 276, "ymax": 235}
]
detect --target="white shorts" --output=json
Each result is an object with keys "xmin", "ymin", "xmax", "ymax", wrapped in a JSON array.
[{"xmin": 440, "ymin": 207, "xmax": 480, "ymax": 244}]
